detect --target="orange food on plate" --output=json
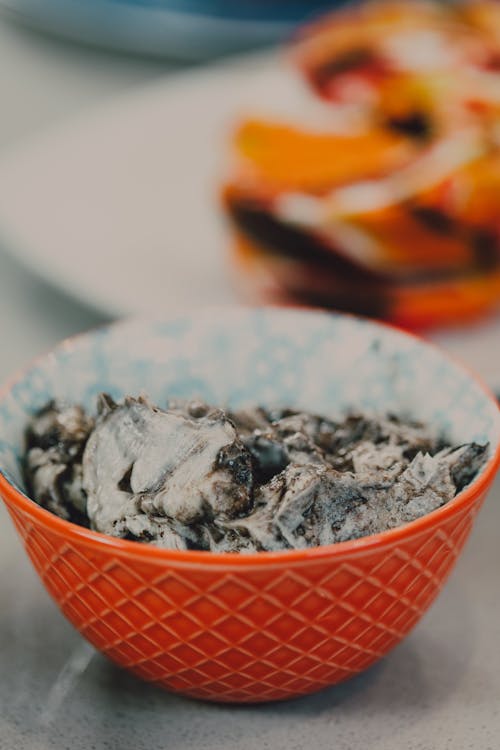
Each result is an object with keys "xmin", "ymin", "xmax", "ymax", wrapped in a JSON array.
[
  {"xmin": 222, "ymin": 0, "xmax": 500, "ymax": 328},
  {"xmin": 234, "ymin": 119, "xmax": 417, "ymax": 191}
]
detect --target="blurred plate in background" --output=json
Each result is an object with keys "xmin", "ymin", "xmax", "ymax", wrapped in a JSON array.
[
  {"xmin": 0, "ymin": 0, "xmax": 342, "ymax": 59},
  {"xmin": 0, "ymin": 52, "xmax": 284, "ymax": 317},
  {"xmin": 0, "ymin": 50, "xmax": 499, "ymax": 388}
]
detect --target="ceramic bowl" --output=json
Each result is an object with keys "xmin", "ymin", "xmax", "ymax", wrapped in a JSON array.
[{"xmin": 0, "ymin": 307, "xmax": 499, "ymax": 702}]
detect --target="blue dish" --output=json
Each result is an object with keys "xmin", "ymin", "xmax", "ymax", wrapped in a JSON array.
[{"xmin": 0, "ymin": 0, "xmax": 345, "ymax": 59}]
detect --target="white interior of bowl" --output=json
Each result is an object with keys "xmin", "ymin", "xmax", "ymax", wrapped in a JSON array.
[{"xmin": 0, "ymin": 308, "xmax": 499, "ymax": 496}]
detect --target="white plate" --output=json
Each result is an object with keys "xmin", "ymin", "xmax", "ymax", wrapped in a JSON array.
[{"xmin": 0, "ymin": 50, "xmax": 499, "ymax": 389}]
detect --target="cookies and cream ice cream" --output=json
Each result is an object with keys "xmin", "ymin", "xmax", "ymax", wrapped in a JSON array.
[{"xmin": 23, "ymin": 395, "xmax": 488, "ymax": 552}]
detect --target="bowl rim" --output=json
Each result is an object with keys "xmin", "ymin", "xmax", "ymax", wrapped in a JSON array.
[{"xmin": 1, "ymin": 306, "xmax": 499, "ymax": 567}]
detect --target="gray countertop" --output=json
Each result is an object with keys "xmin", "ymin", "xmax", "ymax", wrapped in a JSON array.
[
  {"xmin": 1, "ymin": 475, "xmax": 499, "ymax": 750},
  {"xmin": 0, "ymin": 15, "xmax": 499, "ymax": 750}
]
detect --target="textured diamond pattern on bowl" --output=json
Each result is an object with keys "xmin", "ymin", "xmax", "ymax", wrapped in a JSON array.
[{"xmin": 3, "ymin": 495, "xmax": 483, "ymax": 702}]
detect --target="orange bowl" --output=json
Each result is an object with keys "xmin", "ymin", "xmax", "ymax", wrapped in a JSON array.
[{"xmin": 0, "ymin": 308, "xmax": 499, "ymax": 702}]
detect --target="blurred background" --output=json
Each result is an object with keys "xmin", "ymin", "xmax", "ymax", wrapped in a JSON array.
[
  {"xmin": 0, "ymin": 0, "xmax": 347, "ymax": 383},
  {"xmin": 2, "ymin": 0, "xmax": 500, "ymax": 391},
  {"xmin": 0, "ymin": 0, "xmax": 341, "ymax": 58}
]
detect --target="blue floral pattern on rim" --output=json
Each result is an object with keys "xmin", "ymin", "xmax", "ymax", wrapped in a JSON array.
[{"xmin": 0, "ymin": 307, "xmax": 499, "ymax": 497}]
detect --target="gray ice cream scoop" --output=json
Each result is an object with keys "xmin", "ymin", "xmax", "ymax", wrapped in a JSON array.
[{"xmin": 82, "ymin": 395, "xmax": 254, "ymax": 547}]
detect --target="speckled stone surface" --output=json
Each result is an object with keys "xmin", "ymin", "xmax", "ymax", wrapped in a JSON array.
[{"xmin": 1, "ymin": 477, "xmax": 498, "ymax": 750}]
